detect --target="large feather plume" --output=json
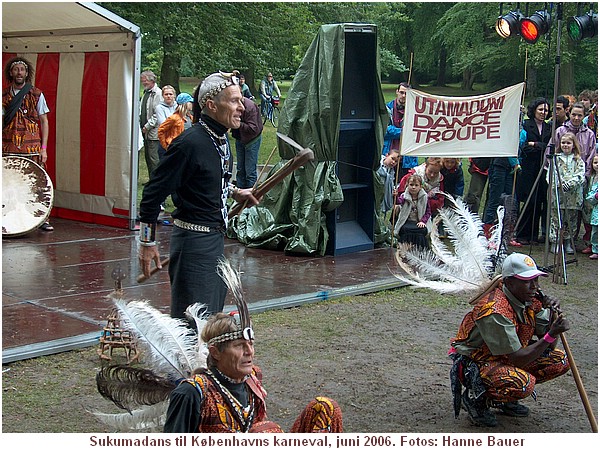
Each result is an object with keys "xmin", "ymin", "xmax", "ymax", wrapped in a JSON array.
[
  {"xmin": 91, "ymin": 402, "xmax": 168, "ymax": 431},
  {"xmin": 217, "ymin": 258, "xmax": 251, "ymax": 330},
  {"xmin": 114, "ymin": 299, "xmax": 200, "ymax": 379},
  {"xmin": 185, "ymin": 302, "xmax": 210, "ymax": 366},
  {"xmin": 96, "ymin": 365, "xmax": 175, "ymax": 411},
  {"xmin": 393, "ymin": 194, "xmax": 500, "ymax": 295}
]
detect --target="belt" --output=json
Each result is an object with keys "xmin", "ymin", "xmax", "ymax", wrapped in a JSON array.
[{"xmin": 173, "ymin": 219, "xmax": 223, "ymax": 233}]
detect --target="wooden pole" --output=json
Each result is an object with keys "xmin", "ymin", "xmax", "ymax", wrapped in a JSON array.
[
  {"xmin": 137, "ymin": 257, "xmax": 170, "ymax": 283},
  {"xmin": 559, "ymin": 332, "xmax": 598, "ymax": 432}
]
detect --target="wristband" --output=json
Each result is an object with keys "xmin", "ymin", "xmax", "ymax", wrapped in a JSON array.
[
  {"xmin": 139, "ymin": 221, "xmax": 156, "ymax": 245},
  {"xmin": 543, "ymin": 332, "xmax": 556, "ymax": 344},
  {"xmin": 138, "ymin": 239, "xmax": 157, "ymax": 247},
  {"xmin": 41, "ymin": 145, "xmax": 47, "ymax": 150}
]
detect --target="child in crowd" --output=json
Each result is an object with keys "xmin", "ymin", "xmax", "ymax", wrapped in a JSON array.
[
  {"xmin": 547, "ymin": 132, "xmax": 586, "ymax": 254},
  {"xmin": 377, "ymin": 148, "xmax": 400, "ymax": 215},
  {"xmin": 440, "ymin": 157, "xmax": 464, "ymax": 202},
  {"xmin": 583, "ymin": 154, "xmax": 598, "ymax": 257},
  {"xmin": 437, "ymin": 157, "xmax": 464, "ymax": 237},
  {"xmin": 394, "ymin": 174, "xmax": 431, "ymax": 249},
  {"xmin": 399, "ymin": 157, "xmax": 445, "ymax": 217},
  {"xmin": 158, "ymin": 93, "xmax": 194, "ymax": 150}
]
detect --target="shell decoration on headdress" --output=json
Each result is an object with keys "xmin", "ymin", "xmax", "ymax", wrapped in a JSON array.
[{"xmin": 198, "ymin": 70, "xmax": 240, "ymax": 109}]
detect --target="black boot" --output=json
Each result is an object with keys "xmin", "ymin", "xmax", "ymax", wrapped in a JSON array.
[{"xmin": 462, "ymin": 390, "xmax": 497, "ymax": 427}]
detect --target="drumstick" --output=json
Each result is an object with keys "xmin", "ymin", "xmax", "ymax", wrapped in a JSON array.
[{"xmin": 137, "ymin": 257, "xmax": 170, "ymax": 283}]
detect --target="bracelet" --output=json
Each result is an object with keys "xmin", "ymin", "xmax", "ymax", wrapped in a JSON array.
[
  {"xmin": 41, "ymin": 145, "xmax": 47, "ymax": 150},
  {"xmin": 543, "ymin": 332, "xmax": 557, "ymax": 344},
  {"xmin": 138, "ymin": 239, "xmax": 157, "ymax": 247},
  {"xmin": 139, "ymin": 221, "xmax": 156, "ymax": 245}
]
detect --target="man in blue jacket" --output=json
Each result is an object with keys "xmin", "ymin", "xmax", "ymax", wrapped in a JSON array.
[{"xmin": 382, "ymin": 82, "xmax": 417, "ymax": 179}]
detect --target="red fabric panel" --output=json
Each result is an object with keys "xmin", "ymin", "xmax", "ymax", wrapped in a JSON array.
[
  {"xmin": 80, "ymin": 52, "xmax": 109, "ymax": 196},
  {"xmin": 53, "ymin": 207, "xmax": 129, "ymax": 229},
  {"xmin": 2, "ymin": 53, "xmax": 17, "ymax": 89},
  {"xmin": 34, "ymin": 53, "xmax": 60, "ymax": 182}
]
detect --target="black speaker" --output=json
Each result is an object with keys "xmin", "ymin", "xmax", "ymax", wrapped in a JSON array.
[
  {"xmin": 340, "ymin": 31, "xmax": 376, "ymax": 120},
  {"xmin": 327, "ymin": 25, "xmax": 378, "ymax": 256}
]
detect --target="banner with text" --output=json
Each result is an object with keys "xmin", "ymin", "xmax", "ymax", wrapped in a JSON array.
[{"xmin": 401, "ymin": 83, "xmax": 524, "ymax": 157}]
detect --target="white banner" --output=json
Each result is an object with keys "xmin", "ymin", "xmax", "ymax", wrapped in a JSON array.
[{"xmin": 401, "ymin": 83, "xmax": 524, "ymax": 157}]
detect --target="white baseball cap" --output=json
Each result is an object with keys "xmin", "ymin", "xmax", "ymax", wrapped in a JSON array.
[{"xmin": 502, "ymin": 253, "xmax": 548, "ymax": 280}]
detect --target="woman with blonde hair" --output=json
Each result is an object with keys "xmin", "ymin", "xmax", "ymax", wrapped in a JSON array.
[{"xmin": 158, "ymin": 92, "xmax": 194, "ymax": 151}]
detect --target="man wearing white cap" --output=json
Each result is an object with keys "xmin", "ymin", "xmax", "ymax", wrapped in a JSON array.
[
  {"xmin": 450, "ymin": 253, "xmax": 571, "ymax": 427},
  {"xmin": 138, "ymin": 71, "xmax": 259, "ymax": 319}
]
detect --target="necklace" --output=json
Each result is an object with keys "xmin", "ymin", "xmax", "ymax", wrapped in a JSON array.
[
  {"xmin": 215, "ymin": 368, "xmax": 250, "ymax": 384},
  {"xmin": 198, "ymin": 118, "xmax": 231, "ymax": 224},
  {"xmin": 206, "ymin": 369, "xmax": 255, "ymax": 432}
]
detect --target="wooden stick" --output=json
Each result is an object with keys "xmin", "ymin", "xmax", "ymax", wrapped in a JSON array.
[
  {"xmin": 256, "ymin": 145, "xmax": 278, "ymax": 186},
  {"xmin": 408, "ymin": 51, "xmax": 414, "ymax": 86},
  {"xmin": 228, "ymin": 148, "xmax": 314, "ymax": 219},
  {"xmin": 137, "ymin": 257, "xmax": 170, "ymax": 283},
  {"xmin": 559, "ymin": 332, "xmax": 598, "ymax": 432}
]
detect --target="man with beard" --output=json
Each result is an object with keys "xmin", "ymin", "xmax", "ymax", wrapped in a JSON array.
[{"xmin": 2, "ymin": 56, "xmax": 53, "ymax": 231}]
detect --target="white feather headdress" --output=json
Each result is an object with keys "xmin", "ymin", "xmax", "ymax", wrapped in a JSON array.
[
  {"xmin": 393, "ymin": 194, "xmax": 508, "ymax": 298},
  {"xmin": 93, "ymin": 298, "xmax": 210, "ymax": 430},
  {"xmin": 93, "ymin": 257, "xmax": 254, "ymax": 431}
]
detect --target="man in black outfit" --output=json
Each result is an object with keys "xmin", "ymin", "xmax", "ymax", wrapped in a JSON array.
[{"xmin": 138, "ymin": 71, "xmax": 259, "ymax": 318}]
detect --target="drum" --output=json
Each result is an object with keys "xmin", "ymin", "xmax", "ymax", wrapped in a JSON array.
[{"xmin": 2, "ymin": 156, "xmax": 54, "ymax": 237}]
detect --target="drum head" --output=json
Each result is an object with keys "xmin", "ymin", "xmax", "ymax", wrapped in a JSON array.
[{"xmin": 2, "ymin": 156, "xmax": 54, "ymax": 237}]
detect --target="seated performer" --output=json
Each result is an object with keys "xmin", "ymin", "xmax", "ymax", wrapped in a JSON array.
[
  {"xmin": 95, "ymin": 260, "xmax": 342, "ymax": 433},
  {"xmin": 163, "ymin": 310, "xmax": 343, "ymax": 433},
  {"xmin": 449, "ymin": 253, "xmax": 570, "ymax": 427}
]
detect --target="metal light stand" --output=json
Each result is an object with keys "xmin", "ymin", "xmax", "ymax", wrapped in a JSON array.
[
  {"xmin": 540, "ymin": 2, "xmax": 578, "ymax": 281},
  {"xmin": 548, "ymin": 154, "xmax": 578, "ymax": 284}
]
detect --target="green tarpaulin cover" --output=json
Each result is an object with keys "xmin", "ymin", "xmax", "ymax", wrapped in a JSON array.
[{"xmin": 228, "ymin": 23, "xmax": 390, "ymax": 255}]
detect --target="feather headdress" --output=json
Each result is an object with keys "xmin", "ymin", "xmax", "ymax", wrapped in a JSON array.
[
  {"xmin": 393, "ymin": 194, "xmax": 508, "ymax": 299},
  {"xmin": 93, "ymin": 296, "xmax": 210, "ymax": 430},
  {"xmin": 209, "ymin": 258, "xmax": 254, "ymax": 344},
  {"xmin": 93, "ymin": 258, "xmax": 254, "ymax": 431}
]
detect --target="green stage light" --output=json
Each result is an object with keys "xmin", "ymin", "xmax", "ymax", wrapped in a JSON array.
[{"xmin": 567, "ymin": 12, "xmax": 598, "ymax": 40}]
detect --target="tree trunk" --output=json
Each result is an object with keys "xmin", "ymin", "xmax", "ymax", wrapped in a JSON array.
[
  {"xmin": 526, "ymin": 67, "xmax": 537, "ymax": 98},
  {"xmin": 160, "ymin": 35, "xmax": 181, "ymax": 93},
  {"xmin": 461, "ymin": 68, "xmax": 475, "ymax": 91},
  {"xmin": 559, "ymin": 39, "xmax": 576, "ymax": 95},
  {"xmin": 435, "ymin": 46, "xmax": 447, "ymax": 87}
]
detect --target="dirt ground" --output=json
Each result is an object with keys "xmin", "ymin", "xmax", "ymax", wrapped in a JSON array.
[{"xmin": 2, "ymin": 245, "xmax": 598, "ymax": 434}]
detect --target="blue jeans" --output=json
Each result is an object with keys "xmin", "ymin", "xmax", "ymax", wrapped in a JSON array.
[
  {"xmin": 235, "ymin": 135, "xmax": 262, "ymax": 189},
  {"xmin": 260, "ymin": 94, "xmax": 268, "ymax": 116},
  {"xmin": 483, "ymin": 164, "xmax": 514, "ymax": 225}
]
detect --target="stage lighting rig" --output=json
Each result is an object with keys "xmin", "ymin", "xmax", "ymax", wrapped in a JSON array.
[
  {"xmin": 496, "ymin": 8, "xmax": 525, "ymax": 38},
  {"xmin": 567, "ymin": 10, "xmax": 598, "ymax": 40},
  {"xmin": 520, "ymin": 9, "xmax": 552, "ymax": 43}
]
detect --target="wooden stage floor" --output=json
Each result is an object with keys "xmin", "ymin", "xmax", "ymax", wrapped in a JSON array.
[{"xmin": 2, "ymin": 218, "xmax": 403, "ymax": 363}]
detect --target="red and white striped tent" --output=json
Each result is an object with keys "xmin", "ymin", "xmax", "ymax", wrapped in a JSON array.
[{"xmin": 2, "ymin": 2, "xmax": 141, "ymax": 229}]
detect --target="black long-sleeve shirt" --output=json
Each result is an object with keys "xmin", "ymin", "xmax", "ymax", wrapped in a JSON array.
[{"xmin": 139, "ymin": 115, "xmax": 229, "ymax": 227}]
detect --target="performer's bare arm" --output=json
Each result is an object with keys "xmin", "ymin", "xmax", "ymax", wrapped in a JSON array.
[
  {"xmin": 39, "ymin": 113, "xmax": 49, "ymax": 164},
  {"xmin": 506, "ymin": 315, "xmax": 569, "ymax": 368}
]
